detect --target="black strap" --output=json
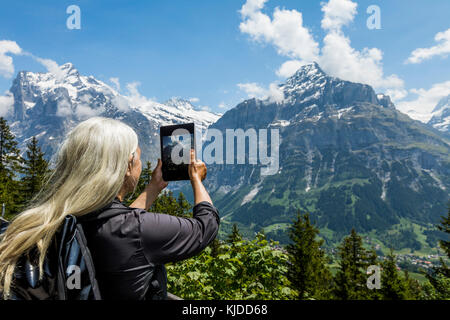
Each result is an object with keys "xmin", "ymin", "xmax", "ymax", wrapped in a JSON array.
[{"xmin": 75, "ymin": 223, "xmax": 102, "ymax": 300}]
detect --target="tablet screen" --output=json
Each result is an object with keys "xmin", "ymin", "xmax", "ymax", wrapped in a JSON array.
[{"xmin": 160, "ymin": 123, "xmax": 195, "ymax": 181}]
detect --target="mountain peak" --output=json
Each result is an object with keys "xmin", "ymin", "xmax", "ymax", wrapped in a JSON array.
[
  {"xmin": 283, "ymin": 62, "xmax": 328, "ymax": 90},
  {"xmin": 164, "ymin": 97, "xmax": 195, "ymax": 110},
  {"xmin": 432, "ymin": 94, "xmax": 450, "ymax": 113},
  {"xmin": 290, "ymin": 62, "xmax": 326, "ymax": 80}
]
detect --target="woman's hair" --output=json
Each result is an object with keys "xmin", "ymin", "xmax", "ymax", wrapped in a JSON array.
[{"xmin": 0, "ymin": 117, "xmax": 138, "ymax": 298}]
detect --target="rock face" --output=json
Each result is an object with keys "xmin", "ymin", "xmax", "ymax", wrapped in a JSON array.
[
  {"xmin": 428, "ymin": 95, "xmax": 450, "ymax": 134},
  {"xmin": 5, "ymin": 63, "xmax": 220, "ymax": 165},
  {"xmin": 203, "ymin": 63, "xmax": 450, "ymax": 241}
]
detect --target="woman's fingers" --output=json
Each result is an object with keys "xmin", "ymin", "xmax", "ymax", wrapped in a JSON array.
[{"xmin": 190, "ymin": 148, "xmax": 196, "ymax": 164}]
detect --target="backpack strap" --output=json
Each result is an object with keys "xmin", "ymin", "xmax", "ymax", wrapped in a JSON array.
[
  {"xmin": 74, "ymin": 223, "xmax": 102, "ymax": 300},
  {"xmin": 56, "ymin": 215, "xmax": 102, "ymax": 300}
]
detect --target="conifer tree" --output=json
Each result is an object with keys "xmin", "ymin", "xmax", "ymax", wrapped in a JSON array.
[
  {"xmin": 122, "ymin": 160, "xmax": 192, "ymax": 217},
  {"xmin": 403, "ymin": 270, "xmax": 421, "ymax": 300},
  {"xmin": 0, "ymin": 117, "xmax": 24, "ymax": 216},
  {"xmin": 208, "ymin": 238, "xmax": 221, "ymax": 257},
  {"xmin": 20, "ymin": 136, "xmax": 50, "ymax": 206},
  {"xmin": 174, "ymin": 192, "xmax": 192, "ymax": 218},
  {"xmin": 380, "ymin": 250, "xmax": 408, "ymax": 300},
  {"xmin": 424, "ymin": 206, "xmax": 450, "ymax": 299},
  {"xmin": 334, "ymin": 228, "xmax": 379, "ymax": 300},
  {"xmin": 226, "ymin": 223, "xmax": 242, "ymax": 244},
  {"xmin": 437, "ymin": 206, "xmax": 450, "ymax": 268},
  {"xmin": 286, "ymin": 211, "xmax": 333, "ymax": 299}
]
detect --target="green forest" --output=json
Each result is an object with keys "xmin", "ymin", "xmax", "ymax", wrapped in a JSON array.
[{"xmin": 0, "ymin": 116, "xmax": 449, "ymax": 300}]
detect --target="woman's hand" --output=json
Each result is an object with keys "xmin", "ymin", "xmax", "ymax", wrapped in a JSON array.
[
  {"xmin": 188, "ymin": 149, "xmax": 213, "ymax": 205},
  {"xmin": 131, "ymin": 159, "xmax": 167, "ymax": 211},
  {"xmin": 188, "ymin": 149, "xmax": 207, "ymax": 182},
  {"xmin": 149, "ymin": 159, "xmax": 168, "ymax": 192}
]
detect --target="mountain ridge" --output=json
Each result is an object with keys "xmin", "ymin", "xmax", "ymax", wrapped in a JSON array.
[
  {"xmin": 202, "ymin": 63, "xmax": 450, "ymax": 248},
  {"xmin": 428, "ymin": 94, "xmax": 450, "ymax": 134},
  {"xmin": 5, "ymin": 63, "xmax": 220, "ymax": 164}
]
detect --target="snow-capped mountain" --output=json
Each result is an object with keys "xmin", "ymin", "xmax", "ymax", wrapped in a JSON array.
[
  {"xmin": 6, "ymin": 63, "xmax": 220, "ymax": 164},
  {"xmin": 428, "ymin": 94, "xmax": 450, "ymax": 134},
  {"xmin": 202, "ymin": 62, "xmax": 450, "ymax": 243},
  {"xmin": 138, "ymin": 97, "xmax": 220, "ymax": 131}
]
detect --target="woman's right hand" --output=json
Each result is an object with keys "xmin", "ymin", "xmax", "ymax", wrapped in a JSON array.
[
  {"xmin": 188, "ymin": 149, "xmax": 207, "ymax": 183},
  {"xmin": 188, "ymin": 149, "xmax": 213, "ymax": 205}
]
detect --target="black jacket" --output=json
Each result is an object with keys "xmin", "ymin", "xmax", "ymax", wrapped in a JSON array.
[{"xmin": 78, "ymin": 197, "xmax": 220, "ymax": 300}]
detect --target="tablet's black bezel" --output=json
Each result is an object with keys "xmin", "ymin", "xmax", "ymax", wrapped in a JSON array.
[{"xmin": 159, "ymin": 123, "xmax": 195, "ymax": 181}]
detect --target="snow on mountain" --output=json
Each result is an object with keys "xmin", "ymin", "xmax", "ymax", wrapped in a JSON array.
[
  {"xmin": 6, "ymin": 63, "xmax": 220, "ymax": 163},
  {"xmin": 136, "ymin": 97, "xmax": 220, "ymax": 131},
  {"xmin": 428, "ymin": 95, "xmax": 450, "ymax": 133},
  {"xmin": 203, "ymin": 62, "xmax": 450, "ymax": 244}
]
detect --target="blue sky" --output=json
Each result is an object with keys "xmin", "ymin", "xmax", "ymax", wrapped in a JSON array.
[{"xmin": 0, "ymin": 0, "xmax": 449, "ymax": 117}]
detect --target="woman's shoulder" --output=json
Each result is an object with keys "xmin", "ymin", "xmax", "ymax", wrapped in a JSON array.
[{"xmin": 79, "ymin": 197, "xmax": 136, "ymax": 223}]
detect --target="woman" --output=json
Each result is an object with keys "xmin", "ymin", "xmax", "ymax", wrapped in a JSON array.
[{"xmin": 0, "ymin": 117, "xmax": 220, "ymax": 300}]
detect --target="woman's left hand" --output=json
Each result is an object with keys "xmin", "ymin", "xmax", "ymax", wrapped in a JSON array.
[{"xmin": 149, "ymin": 159, "xmax": 168, "ymax": 192}]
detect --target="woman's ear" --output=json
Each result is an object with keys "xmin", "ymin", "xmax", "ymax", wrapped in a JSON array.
[{"xmin": 126, "ymin": 160, "xmax": 133, "ymax": 176}]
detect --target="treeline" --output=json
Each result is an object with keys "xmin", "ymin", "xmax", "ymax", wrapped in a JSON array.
[
  {"xmin": 1, "ymin": 116, "xmax": 449, "ymax": 300},
  {"xmin": 128, "ymin": 160, "xmax": 450, "ymax": 300},
  {"xmin": 0, "ymin": 117, "xmax": 50, "ymax": 218}
]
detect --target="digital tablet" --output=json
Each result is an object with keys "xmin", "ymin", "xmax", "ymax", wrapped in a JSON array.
[{"xmin": 160, "ymin": 123, "xmax": 195, "ymax": 181}]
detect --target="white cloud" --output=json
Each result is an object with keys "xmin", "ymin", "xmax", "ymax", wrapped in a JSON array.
[
  {"xmin": 239, "ymin": 0, "xmax": 319, "ymax": 62},
  {"xmin": 396, "ymin": 81, "xmax": 450, "ymax": 121},
  {"xmin": 123, "ymin": 81, "xmax": 159, "ymax": 111},
  {"xmin": 189, "ymin": 97, "xmax": 200, "ymax": 103},
  {"xmin": 238, "ymin": 82, "xmax": 284, "ymax": 103},
  {"xmin": 238, "ymin": 82, "xmax": 266, "ymax": 98},
  {"xmin": 0, "ymin": 91, "xmax": 14, "ymax": 117},
  {"xmin": 75, "ymin": 104, "xmax": 104, "ymax": 120},
  {"xmin": 268, "ymin": 82, "xmax": 284, "ymax": 103},
  {"xmin": 239, "ymin": 0, "xmax": 404, "ymax": 95},
  {"xmin": 34, "ymin": 57, "xmax": 66, "ymax": 81},
  {"xmin": 125, "ymin": 81, "xmax": 150, "ymax": 106},
  {"xmin": 319, "ymin": 31, "xmax": 404, "ymax": 89},
  {"xmin": 111, "ymin": 95, "xmax": 130, "ymax": 112},
  {"xmin": 385, "ymin": 88, "xmax": 408, "ymax": 102},
  {"xmin": 276, "ymin": 60, "xmax": 307, "ymax": 78},
  {"xmin": 321, "ymin": 0, "xmax": 357, "ymax": 31},
  {"xmin": 406, "ymin": 28, "xmax": 450, "ymax": 64},
  {"xmin": 109, "ymin": 77, "xmax": 120, "ymax": 91},
  {"xmin": 56, "ymin": 98, "xmax": 72, "ymax": 117},
  {"xmin": 0, "ymin": 40, "xmax": 22, "ymax": 78}
]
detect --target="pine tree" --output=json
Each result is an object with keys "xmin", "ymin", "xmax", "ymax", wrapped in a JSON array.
[
  {"xmin": 122, "ymin": 161, "xmax": 193, "ymax": 217},
  {"xmin": 174, "ymin": 192, "xmax": 192, "ymax": 218},
  {"xmin": 334, "ymin": 228, "xmax": 379, "ymax": 300},
  {"xmin": 403, "ymin": 270, "xmax": 421, "ymax": 300},
  {"xmin": 226, "ymin": 223, "xmax": 242, "ymax": 244},
  {"xmin": 424, "ymin": 205, "xmax": 450, "ymax": 299},
  {"xmin": 20, "ymin": 136, "xmax": 50, "ymax": 207},
  {"xmin": 437, "ymin": 206, "xmax": 450, "ymax": 266},
  {"xmin": 380, "ymin": 250, "xmax": 408, "ymax": 300},
  {"xmin": 208, "ymin": 238, "xmax": 221, "ymax": 257},
  {"xmin": 286, "ymin": 211, "xmax": 333, "ymax": 299},
  {"xmin": 0, "ymin": 117, "xmax": 24, "ymax": 217}
]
